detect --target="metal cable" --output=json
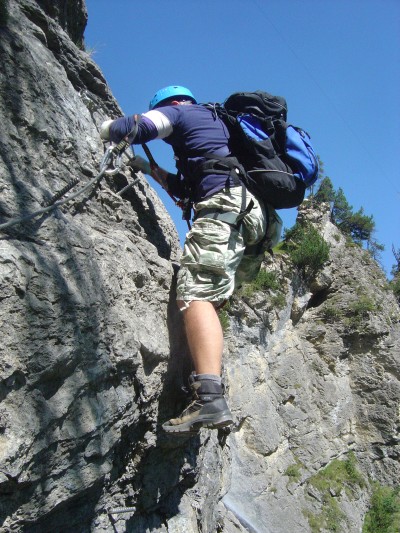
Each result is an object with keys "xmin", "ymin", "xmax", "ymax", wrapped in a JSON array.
[
  {"xmin": 0, "ymin": 167, "xmax": 107, "ymax": 231},
  {"xmin": 108, "ymin": 507, "xmax": 136, "ymax": 515},
  {"xmin": 41, "ymin": 177, "xmax": 81, "ymax": 207},
  {"xmin": 0, "ymin": 140, "xmax": 135, "ymax": 232}
]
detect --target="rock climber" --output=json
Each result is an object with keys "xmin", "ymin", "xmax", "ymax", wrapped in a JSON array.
[{"xmin": 100, "ymin": 85, "xmax": 273, "ymax": 434}]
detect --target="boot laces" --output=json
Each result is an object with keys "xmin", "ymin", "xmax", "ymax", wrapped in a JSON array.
[
  {"xmin": 179, "ymin": 398, "xmax": 204, "ymax": 418},
  {"xmin": 177, "ymin": 380, "xmax": 203, "ymax": 418}
]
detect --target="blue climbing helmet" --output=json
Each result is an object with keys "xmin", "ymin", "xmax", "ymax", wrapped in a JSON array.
[{"xmin": 149, "ymin": 85, "xmax": 197, "ymax": 110}]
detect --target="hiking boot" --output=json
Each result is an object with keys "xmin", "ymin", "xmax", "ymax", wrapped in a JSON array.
[{"xmin": 162, "ymin": 373, "xmax": 233, "ymax": 434}]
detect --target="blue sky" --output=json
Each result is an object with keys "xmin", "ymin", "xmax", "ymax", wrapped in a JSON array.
[{"xmin": 84, "ymin": 0, "xmax": 400, "ymax": 277}]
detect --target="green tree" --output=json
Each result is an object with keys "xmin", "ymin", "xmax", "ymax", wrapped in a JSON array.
[
  {"xmin": 332, "ymin": 187, "xmax": 353, "ymax": 231},
  {"xmin": 392, "ymin": 246, "xmax": 400, "ymax": 276},
  {"xmin": 309, "ymin": 172, "xmax": 383, "ymax": 256},
  {"xmin": 347, "ymin": 207, "xmax": 375, "ymax": 244},
  {"xmin": 390, "ymin": 246, "xmax": 400, "ymax": 303},
  {"xmin": 314, "ymin": 176, "xmax": 335, "ymax": 204},
  {"xmin": 331, "ymin": 189, "xmax": 378, "ymax": 248},
  {"xmin": 368, "ymin": 237, "xmax": 385, "ymax": 263}
]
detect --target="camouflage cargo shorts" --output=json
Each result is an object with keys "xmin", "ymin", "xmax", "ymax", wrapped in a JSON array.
[{"xmin": 176, "ymin": 186, "xmax": 282, "ymax": 305}]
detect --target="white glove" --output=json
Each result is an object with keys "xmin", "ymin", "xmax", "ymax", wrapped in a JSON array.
[
  {"xmin": 100, "ymin": 119, "xmax": 114, "ymax": 141},
  {"xmin": 129, "ymin": 155, "xmax": 152, "ymax": 175}
]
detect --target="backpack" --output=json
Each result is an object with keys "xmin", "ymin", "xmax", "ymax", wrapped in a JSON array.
[{"xmin": 206, "ymin": 90, "xmax": 319, "ymax": 209}]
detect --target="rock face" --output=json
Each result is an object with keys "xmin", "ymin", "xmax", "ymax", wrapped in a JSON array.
[
  {"xmin": 0, "ymin": 2, "xmax": 399, "ymax": 532},
  {"xmin": 221, "ymin": 203, "xmax": 400, "ymax": 532}
]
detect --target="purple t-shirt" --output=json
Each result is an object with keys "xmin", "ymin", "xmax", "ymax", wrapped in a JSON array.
[{"xmin": 109, "ymin": 104, "xmax": 238, "ymax": 201}]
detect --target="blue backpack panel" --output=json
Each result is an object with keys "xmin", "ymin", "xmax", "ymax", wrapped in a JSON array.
[{"xmin": 284, "ymin": 125, "xmax": 319, "ymax": 187}]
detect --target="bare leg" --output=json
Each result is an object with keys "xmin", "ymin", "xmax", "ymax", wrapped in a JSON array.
[
  {"xmin": 163, "ymin": 300, "xmax": 232, "ymax": 432},
  {"xmin": 178, "ymin": 300, "xmax": 223, "ymax": 376}
]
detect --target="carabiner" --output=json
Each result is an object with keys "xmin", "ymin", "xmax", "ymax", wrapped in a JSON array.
[{"xmin": 100, "ymin": 145, "xmax": 124, "ymax": 176}]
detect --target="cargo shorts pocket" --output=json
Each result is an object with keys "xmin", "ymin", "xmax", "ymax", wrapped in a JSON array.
[{"xmin": 180, "ymin": 217, "xmax": 239, "ymax": 275}]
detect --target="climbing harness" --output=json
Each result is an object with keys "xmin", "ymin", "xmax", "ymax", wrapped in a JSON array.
[{"xmin": 0, "ymin": 138, "xmax": 133, "ymax": 232}]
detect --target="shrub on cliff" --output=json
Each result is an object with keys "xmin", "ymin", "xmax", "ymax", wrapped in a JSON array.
[
  {"xmin": 363, "ymin": 483, "xmax": 400, "ymax": 533},
  {"xmin": 284, "ymin": 224, "xmax": 330, "ymax": 273}
]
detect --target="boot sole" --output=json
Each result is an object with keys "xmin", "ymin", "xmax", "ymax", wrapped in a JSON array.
[{"xmin": 162, "ymin": 410, "xmax": 233, "ymax": 434}]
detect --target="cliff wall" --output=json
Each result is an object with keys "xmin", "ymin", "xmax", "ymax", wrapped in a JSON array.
[{"xmin": 0, "ymin": 2, "xmax": 399, "ymax": 532}]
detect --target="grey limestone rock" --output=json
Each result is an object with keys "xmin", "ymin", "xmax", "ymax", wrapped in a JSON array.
[{"xmin": 1, "ymin": 2, "xmax": 399, "ymax": 532}]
